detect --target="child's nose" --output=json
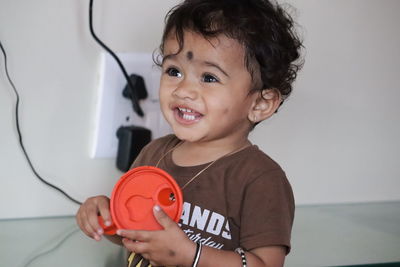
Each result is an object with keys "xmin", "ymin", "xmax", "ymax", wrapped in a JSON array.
[{"xmin": 172, "ymin": 78, "xmax": 198, "ymax": 100}]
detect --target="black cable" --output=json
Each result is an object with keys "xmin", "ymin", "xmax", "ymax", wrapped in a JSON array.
[
  {"xmin": 89, "ymin": 0, "xmax": 144, "ymax": 117},
  {"xmin": 0, "ymin": 40, "xmax": 82, "ymax": 205}
]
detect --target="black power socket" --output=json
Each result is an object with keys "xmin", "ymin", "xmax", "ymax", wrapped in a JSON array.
[{"xmin": 116, "ymin": 126, "xmax": 151, "ymax": 172}]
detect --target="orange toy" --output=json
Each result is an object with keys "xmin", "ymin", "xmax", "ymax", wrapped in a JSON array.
[{"xmin": 99, "ymin": 166, "xmax": 183, "ymax": 235}]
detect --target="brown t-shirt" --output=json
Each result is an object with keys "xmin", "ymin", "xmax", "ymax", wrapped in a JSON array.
[{"xmin": 132, "ymin": 134, "xmax": 295, "ymax": 254}]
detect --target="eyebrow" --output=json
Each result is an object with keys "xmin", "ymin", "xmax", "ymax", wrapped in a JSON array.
[
  {"xmin": 203, "ymin": 61, "xmax": 230, "ymax": 78},
  {"xmin": 162, "ymin": 55, "xmax": 230, "ymax": 78},
  {"xmin": 162, "ymin": 54, "xmax": 176, "ymax": 65}
]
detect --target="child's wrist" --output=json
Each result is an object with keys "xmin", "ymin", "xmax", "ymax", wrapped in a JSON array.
[{"xmin": 181, "ymin": 240, "xmax": 199, "ymax": 267}]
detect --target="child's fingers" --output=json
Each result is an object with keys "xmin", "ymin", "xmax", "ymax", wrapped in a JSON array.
[
  {"xmin": 76, "ymin": 206, "xmax": 92, "ymax": 235},
  {"xmin": 76, "ymin": 196, "xmax": 110, "ymax": 241},
  {"xmin": 97, "ymin": 197, "xmax": 112, "ymax": 227},
  {"xmin": 153, "ymin": 205, "xmax": 175, "ymax": 229},
  {"xmin": 121, "ymin": 237, "xmax": 149, "ymax": 254},
  {"xmin": 87, "ymin": 214, "xmax": 104, "ymax": 238},
  {"xmin": 116, "ymin": 229, "xmax": 151, "ymax": 242},
  {"xmin": 82, "ymin": 201, "xmax": 103, "ymax": 233},
  {"xmin": 77, "ymin": 208, "xmax": 101, "ymax": 240},
  {"xmin": 84, "ymin": 219, "xmax": 102, "ymax": 241}
]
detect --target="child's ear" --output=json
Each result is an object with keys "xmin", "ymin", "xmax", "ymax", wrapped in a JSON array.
[{"xmin": 248, "ymin": 89, "xmax": 282, "ymax": 123}]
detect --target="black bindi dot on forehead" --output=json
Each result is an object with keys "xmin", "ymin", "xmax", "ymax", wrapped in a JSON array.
[{"xmin": 186, "ymin": 51, "xmax": 193, "ymax": 60}]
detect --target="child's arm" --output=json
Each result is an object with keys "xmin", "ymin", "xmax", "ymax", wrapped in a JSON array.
[
  {"xmin": 117, "ymin": 205, "xmax": 286, "ymax": 267},
  {"xmin": 197, "ymin": 246, "xmax": 286, "ymax": 267},
  {"xmin": 76, "ymin": 195, "xmax": 122, "ymax": 245}
]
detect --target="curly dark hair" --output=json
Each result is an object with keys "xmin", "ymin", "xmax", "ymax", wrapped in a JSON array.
[{"xmin": 156, "ymin": 0, "xmax": 303, "ymax": 103}]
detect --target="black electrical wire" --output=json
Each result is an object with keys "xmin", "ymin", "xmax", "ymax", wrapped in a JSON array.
[
  {"xmin": 0, "ymin": 40, "xmax": 82, "ymax": 205},
  {"xmin": 89, "ymin": 0, "xmax": 144, "ymax": 117}
]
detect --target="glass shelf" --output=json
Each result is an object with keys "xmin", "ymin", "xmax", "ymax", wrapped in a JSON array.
[{"xmin": 1, "ymin": 201, "xmax": 399, "ymax": 267}]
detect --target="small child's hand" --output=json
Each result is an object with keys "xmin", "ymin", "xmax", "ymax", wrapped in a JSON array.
[
  {"xmin": 76, "ymin": 195, "xmax": 112, "ymax": 241},
  {"xmin": 117, "ymin": 205, "xmax": 196, "ymax": 267}
]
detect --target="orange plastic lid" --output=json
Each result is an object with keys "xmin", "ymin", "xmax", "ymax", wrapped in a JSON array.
[{"xmin": 110, "ymin": 166, "xmax": 183, "ymax": 231}]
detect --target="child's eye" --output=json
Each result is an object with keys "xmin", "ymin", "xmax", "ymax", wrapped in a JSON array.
[
  {"xmin": 165, "ymin": 67, "xmax": 182, "ymax": 78},
  {"xmin": 202, "ymin": 73, "xmax": 219, "ymax": 83}
]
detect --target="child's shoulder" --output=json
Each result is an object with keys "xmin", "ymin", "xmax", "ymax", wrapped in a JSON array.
[
  {"xmin": 222, "ymin": 145, "xmax": 289, "ymax": 186},
  {"xmin": 231, "ymin": 145, "xmax": 284, "ymax": 172}
]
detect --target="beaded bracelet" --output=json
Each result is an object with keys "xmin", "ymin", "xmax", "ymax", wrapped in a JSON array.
[
  {"xmin": 235, "ymin": 247, "xmax": 247, "ymax": 267},
  {"xmin": 192, "ymin": 242, "xmax": 203, "ymax": 267}
]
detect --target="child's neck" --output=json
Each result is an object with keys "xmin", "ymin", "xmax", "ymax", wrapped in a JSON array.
[{"xmin": 172, "ymin": 137, "xmax": 252, "ymax": 167}]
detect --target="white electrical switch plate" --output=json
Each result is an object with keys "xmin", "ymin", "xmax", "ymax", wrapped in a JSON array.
[{"xmin": 91, "ymin": 52, "xmax": 171, "ymax": 158}]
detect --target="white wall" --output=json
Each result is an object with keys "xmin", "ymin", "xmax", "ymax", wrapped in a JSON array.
[
  {"xmin": 0, "ymin": 0, "xmax": 179, "ymax": 219},
  {"xmin": 0, "ymin": 0, "xmax": 399, "ymax": 219},
  {"xmin": 252, "ymin": 0, "xmax": 400, "ymax": 204}
]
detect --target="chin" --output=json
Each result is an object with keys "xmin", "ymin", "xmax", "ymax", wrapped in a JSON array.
[
  {"xmin": 174, "ymin": 131, "xmax": 196, "ymax": 142},
  {"xmin": 172, "ymin": 128, "xmax": 204, "ymax": 143}
]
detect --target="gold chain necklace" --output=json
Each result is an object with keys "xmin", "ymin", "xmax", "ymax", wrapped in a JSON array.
[{"xmin": 156, "ymin": 141, "xmax": 251, "ymax": 190}]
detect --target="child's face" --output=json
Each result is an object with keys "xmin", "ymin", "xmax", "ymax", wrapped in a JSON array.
[{"xmin": 159, "ymin": 30, "xmax": 256, "ymax": 144}]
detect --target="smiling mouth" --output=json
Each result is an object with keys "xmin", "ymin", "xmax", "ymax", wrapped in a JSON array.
[{"xmin": 175, "ymin": 107, "xmax": 203, "ymax": 123}]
